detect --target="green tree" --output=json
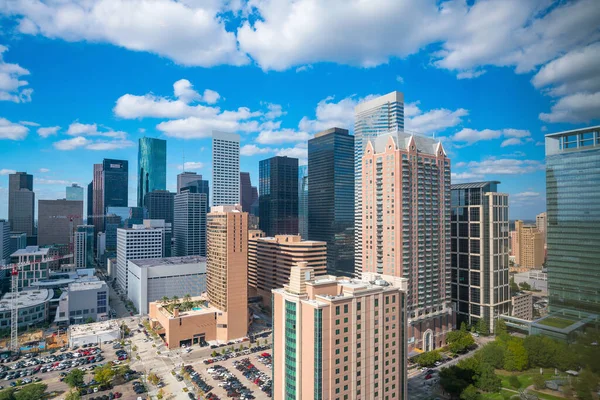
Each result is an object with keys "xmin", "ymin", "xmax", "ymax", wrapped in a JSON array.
[
  {"xmin": 0, "ymin": 389, "xmax": 15, "ymax": 400},
  {"xmin": 477, "ymin": 319, "xmax": 489, "ymax": 336},
  {"xmin": 494, "ymin": 319, "xmax": 508, "ymax": 338},
  {"xmin": 574, "ymin": 370, "xmax": 598, "ymax": 400},
  {"xmin": 518, "ymin": 281, "xmax": 531, "ymax": 291},
  {"xmin": 14, "ymin": 383, "xmax": 47, "ymax": 400},
  {"xmin": 171, "ymin": 295, "xmax": 179, "ymax": 304},
  {"xmin": 439, "ymin": 365, "xmax": 475, "ymax": 399},
  {"xmin": 94, "ymin": 364, "xmax": 115, "ymax": 386},
  {"xmin": 508, "ymin": 375, "xmax": 520, "ymax": 389},
  {"xmin": 460, "ymin": 385, "xmax": 480, "ymax": 400},
  {"xmin": 65, "ymin": 390, "xmax": 81, "ymax": 400},
  {"xmin": 211, "ymin": 350, "xmax": 218, "ymax": 357},
  {"xmin": 446, "ymin": 330, "xmax": 475, "ymax": 354},
  {"xmin": 148, "ymin": 373, "xmax": 160, "ymax": 385},
  {"xmin": 524, "ymin": 335, "xmax": 558, "ymax": 367},
  {"xmin": 64, "ymin": 369, "xmax": 85, "ymax": 389},
  {"xmin": 503, "ymin": 338, "xmax": 529, "ymax": 371},
  {"xmin": 414, "ymin": 350, "xmax": 442, "ymax": 367},
  {"xmin": 510, "ymin": 277, "xmax": 519, "ymax": 294},
  {"xmin": 479, "ymin": 342, "xmax": 505, "ymax": 369},
  {"xmin": 85, "ymin": 317, "xmax": 94, "ymax": 324},
  {"xmin": 160, "ymin": 296, "xmax": 170, "ymax": 305},
  {"xmin": 532, "ymin": 374, "xmax": 546, "ymax": 390},
  {"xmin": 475, "ymin": 364, "xmax": 501, "ymax": 392}
]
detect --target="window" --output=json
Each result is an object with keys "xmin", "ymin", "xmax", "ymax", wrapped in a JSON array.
[
  {"xmin": 344, "ymin": 304, "xmax": 348, "ymax": 313},
  {"xmin": 336, "ymin": 306, "xmax": 340, "ymax": 315}
]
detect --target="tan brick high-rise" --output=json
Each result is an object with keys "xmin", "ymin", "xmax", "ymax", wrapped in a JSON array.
[
  {"xmin": 514, "ymin": 220, "xmax": 544, "ymax": 269},
  {"xmin": 207, "ymin": 205, "xmax": 248, "ymax": 341}
]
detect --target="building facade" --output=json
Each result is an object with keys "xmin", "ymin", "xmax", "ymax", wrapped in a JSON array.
[
  {"xmin": 8, "ymin": 172, "xmax": 35, "ymax": 237},
  {"xmin": 87, "ymin": 181, "xmax": 93, "ymax": 225},
  {"xmin": 92, "ymin": 163, "xmax": 104, "ymax": 235},
  {"xmin": 272, "ymin": 265, "xmax": 408, "ymax": 400},
  {"xmin": 240, "ymin": 172, "xmax": 255, "ymax": 213},
  {"xmin": 75, "ymin": 225, "xmax": 95, "ymax": 268},
  {"xmin": 206, "ymin": 205, "xmax": 248, "ymax": 341},
  {"xmin": 450, "ymin": 182, "xmax": 510, "ymax": 333},
  {"xmin": 177, "ymin": 172, "xmax": 203, "ymax": 194},
  {"xmin": 259, "ymin": 156, "xmax": 299, "ymax": 236},
  {"xmin": 10, "ymin": 246, "xmax": 51, "ymax": 289},
  {"xmin": 9, "ymin": 232, "xmax": 26, "ymax": 254},
  {"xmin": 354, "ymin": 92, "xmax": 404, "ymax": 277},
  {"xmin": 144, "ymin": 190, "xmax": 175, "ymax": 224},
  {"xmin": 362, "ymin": 131, "xmax": 452, "ymax": 352},
  {"xmin": 66, "ymin": 184, "xmax": 84, "ymax": 201},
  {"xmin": 511, "ymin": 292, "xmax": 533, "ymax": 321},
  {"xmin": 298, "ymin": 165, "xmax": 308, "ymax": 239},
  {"xmin": 247, "ymin": 233, "xmax": 327, "ymax": 301},
  {"xmin": 174, "ymin": 188, "xmax": 208, "ymax": 257},
  {"xmin": 308, "ymin": 127, "xmax": 355, "ymax": 277},
  {"xmin": 128, "ymin": 256, "xmax": 207, "ymax": 315},
  {"xmin": 137, "ymin": 137, "xmax": 167, "ymax": 208},
  {"xmin": 546, "ymin": 126, "xmax": 600, "ymax": 317},
  {"xmin": 212, "ymin": 131, "xmax": 240, "ymax": 206},
  {"xmin": 0, "ymin": 220, "xmax": 10, "ymax": 266},
  {"xmin": 0, "ymin": 289, "xmax": 52, "ymax": 329},
  {"xmin": 116, "ymin": 224, "xmax": 163, "ymax": 293},
  {"xmin": 68, "ymin": 280, "xmax": 109, "ymax": 323},
  {"xmin": 37, "ymin": 199, "xmax": 84, "ymax": 247},
  {"xmin": 514, "ymin": 220, "xmax": 544, "ymax": 269}
]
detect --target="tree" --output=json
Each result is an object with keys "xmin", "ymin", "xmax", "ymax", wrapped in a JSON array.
[
  {"xmin": 211, "ymin": 350, "xmax": 218, "ymax": 357},
  {"xmin": 439, "ymin": 365, "xmax": 475, "ymax": 399},
  {"xmin": 524, "ymin": 335, "xmax": 558, "ymax": 368},
  {"xmin": 495, "ymin": 319, "xmax": 508, "ymax": 339},
  {"xmin": 94, "ymin": 364, "xmax": 115, "ymax": 386},
  {"xmin": 0, "ymin": 389, "xmax": 15, "ymax": 400},
  {"xmin": 503, "ymin": 338, "xmax": 529, "ymax": 371},
  {"xmin": 85, "ymin": 317, "xmax": 94, "ymax": 324},
  {"xmin": 479, "ymin": 342, "xmax": 505, "ymax": 369},
  {"xmin": 477, "ymin": 319, "xmax": 489, "ymax": 336},
  {"xmin": 518, "ymin": 281, "xmax": 531, "ymax": 291},
  {"xmin": 148, "ymin": 373, "xmax": 160, "ymax": 385},
  {"xmin": 160, "ymin": 296, "xmax": 170, "ymax": 305},
  {"xmin": 14, "ymin": 383, "xmax": 47, "ymax": 400},
  {"xmin": 446, "ymin": 330, "xmax": 475, "ymax": 354},
  {"xmin": 64, "ymin": 369, "xmax": 85, "ymax": 389},
  {"xmin": 460, "ymin": 385, "xmax": 480, "ymax": 400},
  {"xmin": 508, "ymin": 375, "xmax": 520, "ymax": 389},
  {"xmin": 65, "ymin": 391, "xmax": 81, "ymax": 400},
  {"xmin": 574, "ymin": 370, "xmax": 599, "ymax": 400},
  {"xmin": 414, "ymin": 350, "xmax": 442, "ymax": 367},
  {"xmin": 474, "ymin": 364, "xmax": 501, "ymax": 392},
  {"xmin": 532, "ymin": 374, "xmax": 546, "ymax": 390},
  {"xmin": 510, "ymin": 277, "xmax": 519, "ymax": 294},
  {"xmin": 171, "ymin": 295, "xmax": 179, "ymax": 304}
]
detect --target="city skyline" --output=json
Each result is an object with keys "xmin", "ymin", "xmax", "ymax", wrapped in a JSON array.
[{"xmin": 2, "ymin": 1, "xmax": 598, "ymax": 221}]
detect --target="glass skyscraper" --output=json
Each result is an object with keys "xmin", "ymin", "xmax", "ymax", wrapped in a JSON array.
[
  {"xmin": 103, "ymin": 159, "xmax": 128, "ymax": 208},
  {"xmin": 66, "ymin": 183, "xmax": 84, "ymax": 201},
  {"xmin": 546, "ymin": 126, "xmax": 600, "ymax": 317},
  {"xmin": 138, "ymin": 137, "xmax": 167, "ymax": 207},
  {"xmin": 259, "ymin": 156, "xmax": 299, "ymax": 237},
  {"xmin": 308, "ymin": 128, "xmax": 354, "ymax": 277},
  {"xmin": 298, "ymin": 165, "xmax": 308, "ymax": 239},
  {"xmin": 354, "ymin": 92, "xmax": 404, "ymax": 277}
]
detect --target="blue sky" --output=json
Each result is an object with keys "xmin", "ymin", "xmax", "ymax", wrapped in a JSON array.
[{"xmin": 0, "ymin": 0, "xmax": 599, "ymax": 220}]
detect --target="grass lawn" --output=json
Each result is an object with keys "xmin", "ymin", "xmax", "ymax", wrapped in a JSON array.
[
  {"xmin": 496, "ymin": 369, "xmax": 557, "ymax": 390},
  {"xmin": 536, "ymin": 317, "xmax": 575, "ymax": 329}
]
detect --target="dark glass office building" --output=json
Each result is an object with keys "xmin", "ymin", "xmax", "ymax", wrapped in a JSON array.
[
  {"xmin": 546, "ymin": 126, "xmax": 600, "ymax": 318},
  {"xmin": 103, "ymin": 159, "xmax": 128, "ymax": 208},
  {"xmin": 87, "ymin": 181, "xmax": 93, "ymax": 225},
  {"xmin": 144, "ymin": 190, "xmax": 175, "ymax": 224},
  {"xmin": 138, "ymin": 138, "xmax": 167, "ymax": 207},
  {"xmin": 259, "ymin": 156, "xmax": 299, "ymax": 237},
  {"xmin": 240, "ymin": 172, "xmax": 255, "ymax": 213},
  {"xmin": 308, "ymin": 128, "xmax": 355, "ymax": 277}
]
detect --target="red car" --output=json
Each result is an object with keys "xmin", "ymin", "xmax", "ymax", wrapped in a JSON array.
[
  {"xmin": 425, "ymin": 374, "xmax": 432, "ymax": 380},
  {"xmin": 113, "ymin": 392, "xmax": 122, "ymax": 398}
]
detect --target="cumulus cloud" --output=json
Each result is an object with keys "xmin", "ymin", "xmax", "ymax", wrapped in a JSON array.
[
  {"xmin": 39, "ymin": 168, "xmax": 50, "ymax": 173},
  {"xmin": 463, "ymin": 158, "xmax": 544, "ymax": 175},
  {"xmin": 37, "ymin": 126, "xmax": 60, "ymax": 138},
  {"xmin": 256, "ymin": 129, "xmax": 311, "ymax": 145},
  {"xmin": 299, "ymin": 95, "xmax": 367, "ymax": 133},
  {"xmin": 66, "ymin": 122, "xmax": 126, "ymax": 139},
  {"xmin": 85, "ymin": 139, "xmax": 134, "ymax": 150},
  {"xmin": 0, "ymin": 117, "xmax": 28, "ymax": 140},
  {"xmin": 53, "ymin": 134, "xmax": 132, "ymax": 151},
  {"xmin": 277, "ymin": 145, "xmax": 308, "ymax": 164},
  {"xmin": 513, "ymin": 191, "xmax": 540, "ymax": 198},
  {"xmin": 2, "ymin": 0, "xmax": 248, "ymax": 67},
  {"xmin": 177, "ymin": 162, "xmax": 204, "ymax": 171},
  {"xmin": 35, "ymin": 178, "xmax": 71, "ymax": 185},
  {"xmin": 240, "ymin": 144, "xmax": 274, "ymax": 156},
  {"xmin": 54, "ymin": 136, "xmax": 91, "ymax": 150},
  {"xmin": 454, "ymin": 128, "xmax": 532, "ymax": 146},
  {"xmin": 396, "ymin": 76, "xmax": 404, "ymax": 84},
  {"xmin": 173, "ymin": 79, "xmax": 220, "ymax": 104},
  {"xmin": 451, "ymin": 172, "xmax": 484, "ymax": 182},
  {"xmin": 405, "ymin": 102, "xmax": 468, "ymax": 134},
  {"xmin": 0, "ymin": 169, "xmax": 16, "ymax": 175},
  {"xmin": 0, "ymin": 45, "xmax": 33, "ymax": 103},
  {"xmin": 19, "ymin": 121, "xmax": 39, "ymax": 126}
]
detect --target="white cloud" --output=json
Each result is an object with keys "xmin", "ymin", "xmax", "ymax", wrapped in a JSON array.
[
  {"xmin": 3, "ymin": 0, "xmax": 248, "ymax": 67},
  {"xmin": 456, "ymin": 70, "xmax": 486, "ymax": 80},
  {"xmin": 39, "ymin": 168, "xmax": 50, "ymax": 173},
  {"xmin": 454, "ymin": 128, "xmax": 532, "ymax": 146},
  {"xmin": 177, "ymin": 161, "xmax": 204, "ymax": 170},
  {"xmin": 85, "ymin": 139, "xmax": 134, "ymax": 150},
  {"xmin": 396, "ymin": 75, "xmax": 404, "ymax": 84},
  {"xmin": 541, "ymin": 126, "xmax": 548, "ymax": 132},
  {"xmin": 66, "ymin": 122, "xmax": 126, "ymax": 139},
  {"xmin": 53, "ymin": 136, "xmax": 90, "ymax": 150},
  {"xmin": 35, "ymin": 178, "xmax": 71, "ymax": 185},
  {"xmin": 240, "ymin": 144, "xmax": 273, "ymax": 156},
  {"xmin": 0, "ymin": 117, "xmax": 28, "ymax": 140},
  {"xmin": 256, "ymin": 129, "xmax": 311, "ymax": 145},
  {"xmin": 295, "ymin": 65, "xmax": 313, "ymax": 73},
  {"xmin": 0, "ymin": 45, "xmax": 33, "ymax": 103},
  {"xmin": 0, "ymin": 169, "xmax": 16, "ymax": 175},
  {"xmin": 535, "ymin": 141, "xmax": 544, "ymax": 147},
  {"xmin": 156, "ymin": 113, "xmax": 261, "ymax": 139},
  {"xmin": 276, "ymin": 145, "xmax": 308, "ymax": 163},
  {"xmin": 19, "ymin": 121, "xmax": 39, "ymax": 126},
  {"xmin": 173, "ymin": 79, "xmax": 220, "ymax": 104},
  {"xmin": 37, "ymin": 126, "xmax": 60, "ymax": 138},
  {"xmin": 264, "ymin": 103, "xmax": 285, "ymax": 120},
  {"xmin": 513, "ymin": 191, "xmax": 540, "ymax": 198},
  {"xmin": 299, "ymin": 95, "xmax": 375, "ymax": 132},
  {"xmin": 465, "ymin": 158, "xmax": 544, "ymax": 175},
  {"xmin": 539, "ymin": 92, "xmax": 600, "ymax": 123},
  {"xmin": 406, "ymin": 103, "xmax": 468, "ymax": 134},
  {"xmin": 454, "ymin": 162, "xmax": 467, "ymax": 168},
  {"xmin": 451, "ymin": 172, "xmax": 484, "ymax": 182}
]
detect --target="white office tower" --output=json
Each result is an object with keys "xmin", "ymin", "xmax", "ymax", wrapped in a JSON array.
[
  {"xmin": 0, "ymin": 220, "xmax": 10, "ymax": 266},
  {"xmin": 354, "ymin": 92, "xmax": 404, "ymax": 277},
  {"xmin": 116, "ymin": 223, "xmax": 163, "ymax": 294},
  {"xmin": 212, "ymin": 131, "xmax": 240, "ymax": 206}
]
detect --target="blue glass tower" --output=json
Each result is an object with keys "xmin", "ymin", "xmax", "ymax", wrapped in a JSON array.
[
  {"xmin": 546, "ymin": 126, "xmax": 600, "ymax": 318},
  {"xmin": 298, "ymin": 165, "xmax": 308, "ymax": 239},
  {"xmin": 308, "ymin": 128, "xmax": 355, "ymax": 277},
  {"xmin": 259, "ymin": 156, "xmax": 299, "ymax": 237},
  {"xmin": 138, "ymin": 137, "xmax": 167, "ymax": 207}
]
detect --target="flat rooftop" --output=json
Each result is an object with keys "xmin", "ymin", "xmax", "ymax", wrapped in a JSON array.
[
  {"xmin": 69, "ymin": 320, "xmax": 121, "ymax": 337},
  {"xmin": 11, "ymin": 246, "xmax": 50, "ymax": 257},
  {"xmin": 0, "ymin": 289, "xmax": 53, "ymax": 311},
  {"xmin": 69, "ymin": 279, "xmax": 107, "ymax": 292},
  {"xmin": 129, "ymin": 256, "xmax": 206, "ymax": 268}
]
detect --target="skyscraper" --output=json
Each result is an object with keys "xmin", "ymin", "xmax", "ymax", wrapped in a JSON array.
[
  {"xmin": 8, "ymin": 172, "xmax": 34, "ymax": 237},
  {"xmin": 174, "ymin": 187, "xmax": 208, "ymax": 257},
  {"xmin": 87, "ymin": 181, "xmax": 93, "ymax": 225},
  {"xmin": 513, "ymin": 220, "xmax": 545, "ymax": 269},
  {"xmin": 137, "ymin": 137, "xmax": 167, "ymax": 208},
  {"xmin": 545, "ymin": 126, "xmax": 600, "ymax": 317},
  {"xmin": 308, "ymin": 127, "xmax": 355, "ymax": 276},
  {"xmin": 272, "ymin": 265, "xmax": 408, "ymax": 400},
  {"xmin": 0, "ymin": 220, "xmax": 10, "ymax": 266},
  {"xmin": 177, "ymin": 171, "xmax": 200, "ymax": 194},
  {"xmin": 297, "ymin": 165, "xmax": 308, "ymax": 239},
  {"xmin": 66, "ymin": 184, "xmax": 84, "ymax": 201},
  {"xmin": 206, "ymin": 205, "xmax": 248, "ymax": 341},
  {"xmin": 144, "ymin": 190, "xmax": 175, "ymax": 224},
  {"xmin": 354, "ymin": 92, "xmax": 404, "ymax": 277},
  {"xmin": 259, "ymin": 156, "xmax": 299, "ymax": 236},
  {"xmin": 240, "ymin": 172, "xmax": 254, "ymax": 213},
  {"xmin": 536, "ymin": 211, "xmax": 547, "ymax": 245},
  {"xmin": 37, "ymin": 199, "xmax": 83, "ymax": 247},
  {"xmin": 75, "ymin": 225, "xmax": 95, "ymax": 268},
  {"xmin": 451, "ymin": 181, "xmax": 510, "ymax": 333},
  {"xmin": 93, "ymin": 164, "xmax": 104, "ymax": 235},
  {"xmin": 116, "ymin": 223, "xmax": 163, "ymax": 293},
  {"xmin": 93, "ymin": 160, "xmax": 129, "ymax": 235},
  {"xmin": 212, "ymin": 131, "xmax": 240, "ymax": 206},
  {"xmin": 362, "ymin": 131, "xmax": 452, "ymax": 352}
]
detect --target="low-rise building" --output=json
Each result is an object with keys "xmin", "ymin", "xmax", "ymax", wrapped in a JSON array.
[
  {"xmin": 514, "ymin": 270, "xmax": 548, "ymax": 293},
  {"xmin": 67, "ymin": 280, "xmax": 109, "ymax": 324},
  {"xmin": 68, "ymin": 320, "xmax": 121, "ymax": 347},
  {"xmin": 272, "ymin": 264, "xmax": 408, "ymax": 400},
  {"xmin": 0, "ymin": 289, "xmax": 53, "ymax": 329},
  {"xmin": 127, "ymin": 256, "xmax": 207, "ymax": 315},
  {"xmin": 10, "ymin": 246, "xmax": 52, "ymax": 289},
  {"xmin": 511, "ymin": 292, "xmax": 534, "ymax": 320}
]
